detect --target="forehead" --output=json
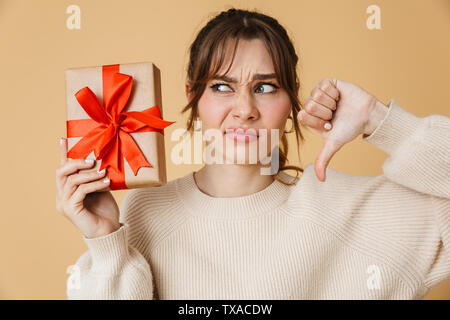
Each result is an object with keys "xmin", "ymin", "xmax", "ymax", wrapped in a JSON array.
[{"xmin": 213, "ymin": 38, "xmax": 276, "ymax": 78}]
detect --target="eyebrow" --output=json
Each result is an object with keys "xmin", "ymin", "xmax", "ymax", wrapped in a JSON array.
[{"xmin": 212, "ymin": 73, "xmax": 277, "ymax": 83}]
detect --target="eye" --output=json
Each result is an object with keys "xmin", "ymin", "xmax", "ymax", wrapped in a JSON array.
[
  {"xmin": 255, "ymin": 82, "xmax": 279, "ymax": 94},
  {"xmin": 209, "ymin": 82, "xmax": 280, "ymax": 94},
  {"xmin": 210, "ymin": 83, "xmax": 233, "ymax": 92}
]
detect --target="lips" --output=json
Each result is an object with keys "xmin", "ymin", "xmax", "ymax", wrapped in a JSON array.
[
  {"xmin": 224, "ymin": 127, "xmax": 260, "ymax": 143},
  {"xmin": 224, "ymin": 127, "xmax": 260, "ymax": 136}
]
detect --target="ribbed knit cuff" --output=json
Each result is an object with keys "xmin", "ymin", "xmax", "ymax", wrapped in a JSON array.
[
  {"xmin": 82, "ymin": 223, "xmax": 129, "ymax": 275},
  {"xmin": 362, "ymin": 99, "xmax": 422, "ymax": 155}
]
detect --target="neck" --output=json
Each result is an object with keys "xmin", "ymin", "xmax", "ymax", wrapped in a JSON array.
[{"xmin": 193, "ymin": 164, "xmax": 275, "ymax": 198}]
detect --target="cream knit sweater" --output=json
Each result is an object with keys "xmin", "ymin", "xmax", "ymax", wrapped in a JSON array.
[{"xmin": 66, "ymin": 99, "xmax": 449, "ymax": 300}]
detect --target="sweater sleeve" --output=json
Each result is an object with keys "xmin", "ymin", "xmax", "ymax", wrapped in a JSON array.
[
  {"xmin": 362, "ymin": 99, "xmax": 450, "ymax": 199},
  {"xmin": 66, "ymin": 191, "xmax": 154, "ymax": 300},
  {"xmin": 362, "ymin": 98, "xmax": 450, "ymax": 290}
]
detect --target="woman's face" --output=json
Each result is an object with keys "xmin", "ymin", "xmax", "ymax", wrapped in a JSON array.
[{"xmin": 188, "ymin": 38, "xmax": 292, "ymax": 166}]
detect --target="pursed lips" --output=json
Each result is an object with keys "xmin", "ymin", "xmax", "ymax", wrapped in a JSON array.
[{"xmin": 224, "ymin": 127, "xmax": 260, "ymax": 136}]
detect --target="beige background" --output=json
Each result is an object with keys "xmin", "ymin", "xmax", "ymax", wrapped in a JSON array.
[{"xmin": 0, "ymin": 0, "xmax": 448, "ymax": 299}]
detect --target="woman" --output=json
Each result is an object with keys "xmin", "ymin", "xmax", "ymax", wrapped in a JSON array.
[{"xmin": 56, "ymin": 9, "xmax": 449, "ymax": 299}]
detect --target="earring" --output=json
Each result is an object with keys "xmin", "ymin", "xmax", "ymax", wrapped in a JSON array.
[{"xmin": 284, "ymin": 115, "xmax": 294, "ymax": 134}]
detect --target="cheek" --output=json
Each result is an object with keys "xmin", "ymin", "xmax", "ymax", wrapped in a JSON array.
[
  {"xmin": 197, "ymin": 93, "xmax": 228, "ymax": 128},
  {"xmin": 261, "ymin": 96, "xmax": 292, "ymax": 129}
]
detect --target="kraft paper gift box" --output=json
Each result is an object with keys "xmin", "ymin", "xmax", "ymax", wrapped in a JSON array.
[{"xmin": 64, "ymin": 62, "xmax": 175, "ymax": 190}]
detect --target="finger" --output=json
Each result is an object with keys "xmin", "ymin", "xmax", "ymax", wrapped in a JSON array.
[
  {"xmin": 56, "ymin": 158, "xmax": 96, "ymax": 193},
  {"xmin": 71, "ymin": 177, "xmax": 111, "ymax": 205},
  {"xmin": 60, "ymin": 138, "xmax": 68, "ymax": 165},
  {"xmin": 314, "ymin": 140, "xmax": 342, "ymax": 182},
  {"xmin": 63, "ymin": 168, "xmax": 107, "ymax": 201},
  {"xmin": 310, "ymin": 87, "xmax": 337, "ymax": 111},
  {"xmin": 57, "ymin": 158, "xmax": 96, "ymax": 181},
  {"xmin": 297, "ymin": 110, "xmax": 332, "ymax": 132},
  {"xmin": 319, "ymin": 78, "xmax": 340, "ymax": 101},
  {"xmin": 304, "ymin": 98, "xmax": 334, "ymax": 120}
]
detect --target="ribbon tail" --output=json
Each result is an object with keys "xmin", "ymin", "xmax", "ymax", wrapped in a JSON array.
[
  {"xmin": 142, "ymin": 106, "xmax": 176, "ymax": 128},
  {"xmin": 99, "ymin": 134, "xmax": 120, "ymax": 173},
  {"xmin": 126, "ymin": 111, "xmax": 176, "ymax": 130},
  {"xmin": 106, "ymin": 156, "xmax": 127, "ymax": 190},
  {"xmin": 99, "ymin": 133, "xmax": 127, "ymax": 190},
  {"xmin": 119, "ymin": 131, "xmax": 152, "ymax": 176},
  {"xmin": 95, "ymin": 125, "xmax": 119, "ymax": 160}
]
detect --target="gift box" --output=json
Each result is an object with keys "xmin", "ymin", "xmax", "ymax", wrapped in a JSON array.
[{"xmin": 64, "ymin": 62, "xmax": 175, "ymax": 190}]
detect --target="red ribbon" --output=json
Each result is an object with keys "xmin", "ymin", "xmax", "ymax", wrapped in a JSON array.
[{"xmin": 66, "ymin": 64, "xmax": 175, "ymax": 190}]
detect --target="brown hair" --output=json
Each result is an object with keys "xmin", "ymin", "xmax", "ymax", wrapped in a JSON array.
[{"xmin": 181, "ymin": 8, "xmax": 304, "ymax": 185}]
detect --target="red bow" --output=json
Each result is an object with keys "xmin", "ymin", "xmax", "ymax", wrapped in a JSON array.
[{"xmin": 66, "ymin": 64, "xmax": 175, "ymax": 190}]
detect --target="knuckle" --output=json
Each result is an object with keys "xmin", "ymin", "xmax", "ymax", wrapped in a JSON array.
[
  {"xmin": 318, "ymin": 79, "xmax": 326, "ymax": 87},
  {"xmin": 313, "ymin": 90, "xmax": 322, "ymax": 100},
  {"xmin": 77, "ymin": 183, "xmax": 86, "ymax": 193},
  {"xmin": 66, "ymin": 175, "xmax": 74, "ymax": 184},
  {"xmin": 306, "ymin": 102, "xmax": 315, "ymax": 113},
  {"xmin": 81, "ymin": 183, "xmax": 94, "ymax": 195},
  {"xmin": 298, "ymin": 111, "xmax": 307, "ymax": 123},
  {"xmin": 321, "ymin": 82, "xmax": 331, "ymax": 92}
]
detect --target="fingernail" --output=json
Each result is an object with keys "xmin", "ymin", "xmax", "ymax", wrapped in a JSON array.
[
  {"xmin": 103, "ymin": 177, "xmax": 110, "ymax": 183},
  {"xmin": 85, "ymin": 158, "xmax": 94, "ymax": 164},
  {"xmin": 97, "ymin": 168, "xmax": 106, "ymax": 175},
  {"xmin": 324, "ymin": 123, "xmax": 332, "ymax": 130},
  {"xmin": 60, "ymin": 138, "xmax": 65, "ymax": 145}
]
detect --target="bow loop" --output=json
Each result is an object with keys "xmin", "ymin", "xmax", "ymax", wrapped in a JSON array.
[
  {"xmin": 105, "ymin": 72, "xmax": 133, "ymax": 119},
  {"xmin": 75, "ymin": 87, "xmax": 111, "ymax": 125}
]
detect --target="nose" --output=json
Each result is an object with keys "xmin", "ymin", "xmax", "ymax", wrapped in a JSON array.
[{"xmin": 231, "ymin": 91, "xmax": 259, "ymax": 122}]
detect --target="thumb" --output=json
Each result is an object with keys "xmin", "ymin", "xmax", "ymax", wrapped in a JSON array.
[{"xmin": 314, "ymin": 139, "xmax": 341, "ymax": 182}]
